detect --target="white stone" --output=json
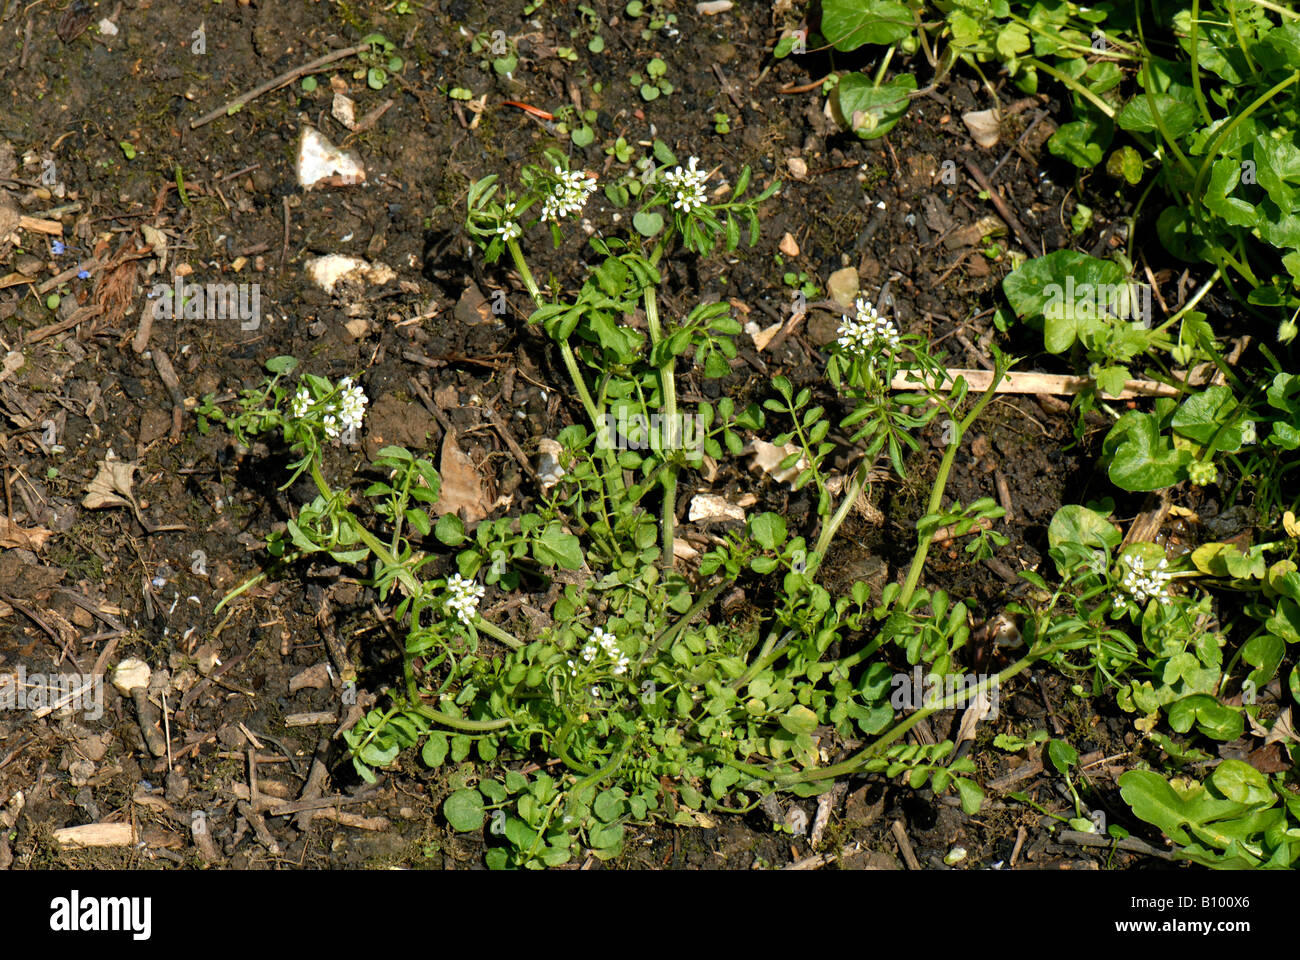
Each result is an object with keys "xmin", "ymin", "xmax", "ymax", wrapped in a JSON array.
[
  {"xmin": 111, "ymin": 658, "xmax": 151, "ymax": 695},
  {"xmin": 305, "ymin": 255, "xmax": 394, "ymax": 294},
  {"xmin": 296, "ymin": 126, "xmax": 365, "ymax": 190}
]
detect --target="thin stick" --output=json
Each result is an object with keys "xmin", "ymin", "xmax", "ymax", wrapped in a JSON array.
[
  {"xmin": 348, "ymin": 97, "xmax": 395, "ymax": 135},
  {"xmin": 994, "ymin": 470, "xmax": 1014, "ymax": 521},
  {"xmin": 162, "ymin": 691, "xmax": 173, "ymax": 772},
  {"xmin": 25, "ymin": 305, "xmax": 102, "ymax": 346},
  {"xmin": 891, "ymin": 368, "xmax": 1180, "ymax": 399},
  {"xmin": 485, "ymin": 408, "xmax": 538, "ymax": 482},
  {"xmin": 190, "ymin": 41, "xmax": 371, "ymax": 129},
  {"xmin": 778, "ymin": 74, "xmax": 832, "ymax": 94},
  {"xmin": 891, "ymin": 820, "xmax": 922, "ymax": 870},
  {"xmin": 964, "ymin": 159, "xmax": 1038, "ymax": 254},
  {"xmin": 1009, "ymin": 825, "xmax": 1027, "ymax": 867},
  {"xmin": 38, "ymin": 258, "xmax": 101, "ymax": 295},
  {"xmin": 1056, "ymin": 829, "xmax": 1174, "ymax": 861},
  {"xmin": 989, "ymin": 110, "xmax": 1048, "ymax": 181},
  {"xmin": 711, "ymin": 63, "xmax": 744, "ymax": 111},
  {"xmin": 280, "ymin": 196, "xmax": 291, "ymax": 269}
]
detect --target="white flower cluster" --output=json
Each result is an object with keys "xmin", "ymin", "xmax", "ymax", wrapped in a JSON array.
[
  {"xmin": 836, "ymin": 297, "xmax": 901, "ymax": 359},
  {"xmin": 568, "ymin": 625, "xmax": 630, "ymax": 677},
  {"xmin": 337, "ymin": 377, "xmax": 367, "ymax": 430},
  {"xmin": 290, "ymin": 386, "xmax": 312, "ymax": 420},
  {"xmin": 497, "ymin": 220, "xmax": 521, "ymax": 242},
  {"xmin": 1116, "ymin": 553, "xmax": 1172, "ymax": 604},
  {"xmin": 663, "ymin": 156, "xmax": 709, "ymax": 213},
  {"xmin": 289, "ymin": 376, "xmax": 368, "ymax": 439},
  {"xmin": 541, "ymin": 167, "xmax": 597, "ymax": 222},
  {"xmin": 445, "ymin": 573, "xmax": 485, "ymax": 625}
]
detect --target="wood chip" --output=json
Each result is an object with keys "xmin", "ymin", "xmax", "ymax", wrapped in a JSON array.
[
  {"xmin": 284, "ymin": 711, "xmax": 339, "ymax": 727},
  {"xmin": 745, "ymin": 438, "xmax": 806, "ymax": 486},
  {"xmin": 53, "ymin": 822, "xmax": 136, "ymax": 848},
  {"xmin": 288, "ymin": 662, "xmax": 331, "ymax": 694},
  {"xmin": 311, "ymin": 809, "xmax": 390, "ymax": 830}
]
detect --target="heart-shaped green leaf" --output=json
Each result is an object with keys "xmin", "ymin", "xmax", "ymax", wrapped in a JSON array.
[{"xmin": 633, "ymin": 210, "xmax": 664, "ymax": 237}]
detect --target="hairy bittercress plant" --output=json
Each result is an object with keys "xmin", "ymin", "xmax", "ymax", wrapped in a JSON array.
[{"xmin": 198, "ymin": 147, "xmax": 1074, "ymax": 869}]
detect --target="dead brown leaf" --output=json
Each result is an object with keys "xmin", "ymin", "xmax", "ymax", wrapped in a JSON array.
[
  {"xmin": 82, "ymin": 457, "xmax": 138, "ymax": 510},
  {"xmin": 436, "ymin": 429, "xmax": 488, "ymax": 523},
  {"xmin": 1245, "ymin": 741, "xmax": 1289, "ymax": 775},
  {"xmin": 1265, "ymin": 706, "xmax": 1297, "ymax": 746},
  {"xmin": 94, "ymin": 257, "xmax": 139, "ymax": 332},
  {"xmin": 0, "ymin": 516, "xmax": 53, "ymax": 551}
]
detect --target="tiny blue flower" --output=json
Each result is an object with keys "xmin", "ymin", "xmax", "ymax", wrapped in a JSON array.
[
  {"xmin": 77, "ymin": 268, "xmax": 90, "ymax": 280},
  {"xmin": 51, "ymin": 240, "xmax": 66, "ymax": 255}
]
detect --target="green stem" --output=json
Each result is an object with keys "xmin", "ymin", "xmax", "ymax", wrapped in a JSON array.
[
  {"xmin": 1192, "ymin": 72, "xmax": 1299, "ymax": 203},
  {"xmin": 403, "ymin": 655, "xmax": 513, "ymax": 731},
  {"xmin": 308, "ymin": 458, "xmax": 524, "ymax": 649},
  {"xmin": 506, "ymin": 236, "xmax": 544, "ymax": 307},
  {"xmin": 506, "ymin": 237, "xmax": 620, "ymax": 481},
  {"xmin": 1188, "ymin": 0, "xmax": 1215, "ymax": 127},
  {"xmin": 1244, "ymin": 0, "xmax": 1300, "ymax": 18},
  {"xmin": 1023, "ymin": 57, "xmax": 1117, "ymax": 119},
  {"xmin": 406, "ymin": 701, "xmax": 514, "ymax": 732},
  {"xmin": 892, "ymin": 367, "xmax": 1006, "ymax": 617},
  {"xmin": 836, "ymin": 632, "xmax": 886, "ymax": 672},
  {"xmin": 810, "ymin": 456, "xmax": 871, "ymax": 572},
  {"xmin": 636, "ymin": 580, "xmax": 728, "ymax": 675},
  {"xmin": 1156, "ymin": 268, "xmax": 1219, "ymax": 333},
  {"xmin": 214, "ymin": 552, "xmax": 304, "ymax": 615},
  {"xmin": 776, "ymin": 647, "xmax": 1049, "ymax": 786},
  {"xmin": 872, "ymin": 45, "xmax": 895, "ymax": 87},
  {"xmin": 473, "ymin": 618, "xmax": 524, "ymax": 649},
  {"xmin": 524, "ymin": 736, "xmax": 633, "ymax": 862},
  {"xmin": 730, "ymin": 627, "xmax": 789, "ymax": 691},
  {"xmin": 1008, "ymin": 13, "xmax": 1140, "ymax": 58},
  {"xmin": 660, "ymin": 468, "xmax": 678, "ymax": 570},
  {"xmin": 643, "ymin": 285, "xmax": 679, "ymax": 570}
]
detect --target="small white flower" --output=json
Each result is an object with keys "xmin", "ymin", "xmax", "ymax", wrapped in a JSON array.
[
  {"xmin": 590, "ymin": 685, "xmax": 602, "ymax": 698},
  {"xmin": 541, "ymin": 167, "xmax": 597, "ymax": 221},
  {"xmin": 581, "ymin": 643, "xmax": 598, "ymax": 663},
  {"xmin": 663, "ymin": 156, "xmax": 709, "ymax": 213},
  {"xmin": 322, "ymin": 414, "xmax": 341, "ymax": 439},
  {"xmin": 337, "ymin": 377, "xmax": 368, "ymax": 431},
  {"xmin": 497, "ymin": 220, "xmax": 521, "ymax": 242},
  {"xmin": 291, "ymin": 386, "xmax": 311, "ymax": 419},
  {"xmin": 836, "ymin": 297, "xmax": 900, "ymax": 360},
  {"xmin": 591, "ymin": 626, "xmax": 618, "ymax": 654},
  {"xmin": 612, "ymin": 655, "xmax": 630, "ymax": 676},
  {"xmin": 1115, "ymin": 553, "xmax": 1173, "ymax": 604},
  {"xmin": 445, "ymin": 573, "xmax": 486, "ymax": 625}
]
